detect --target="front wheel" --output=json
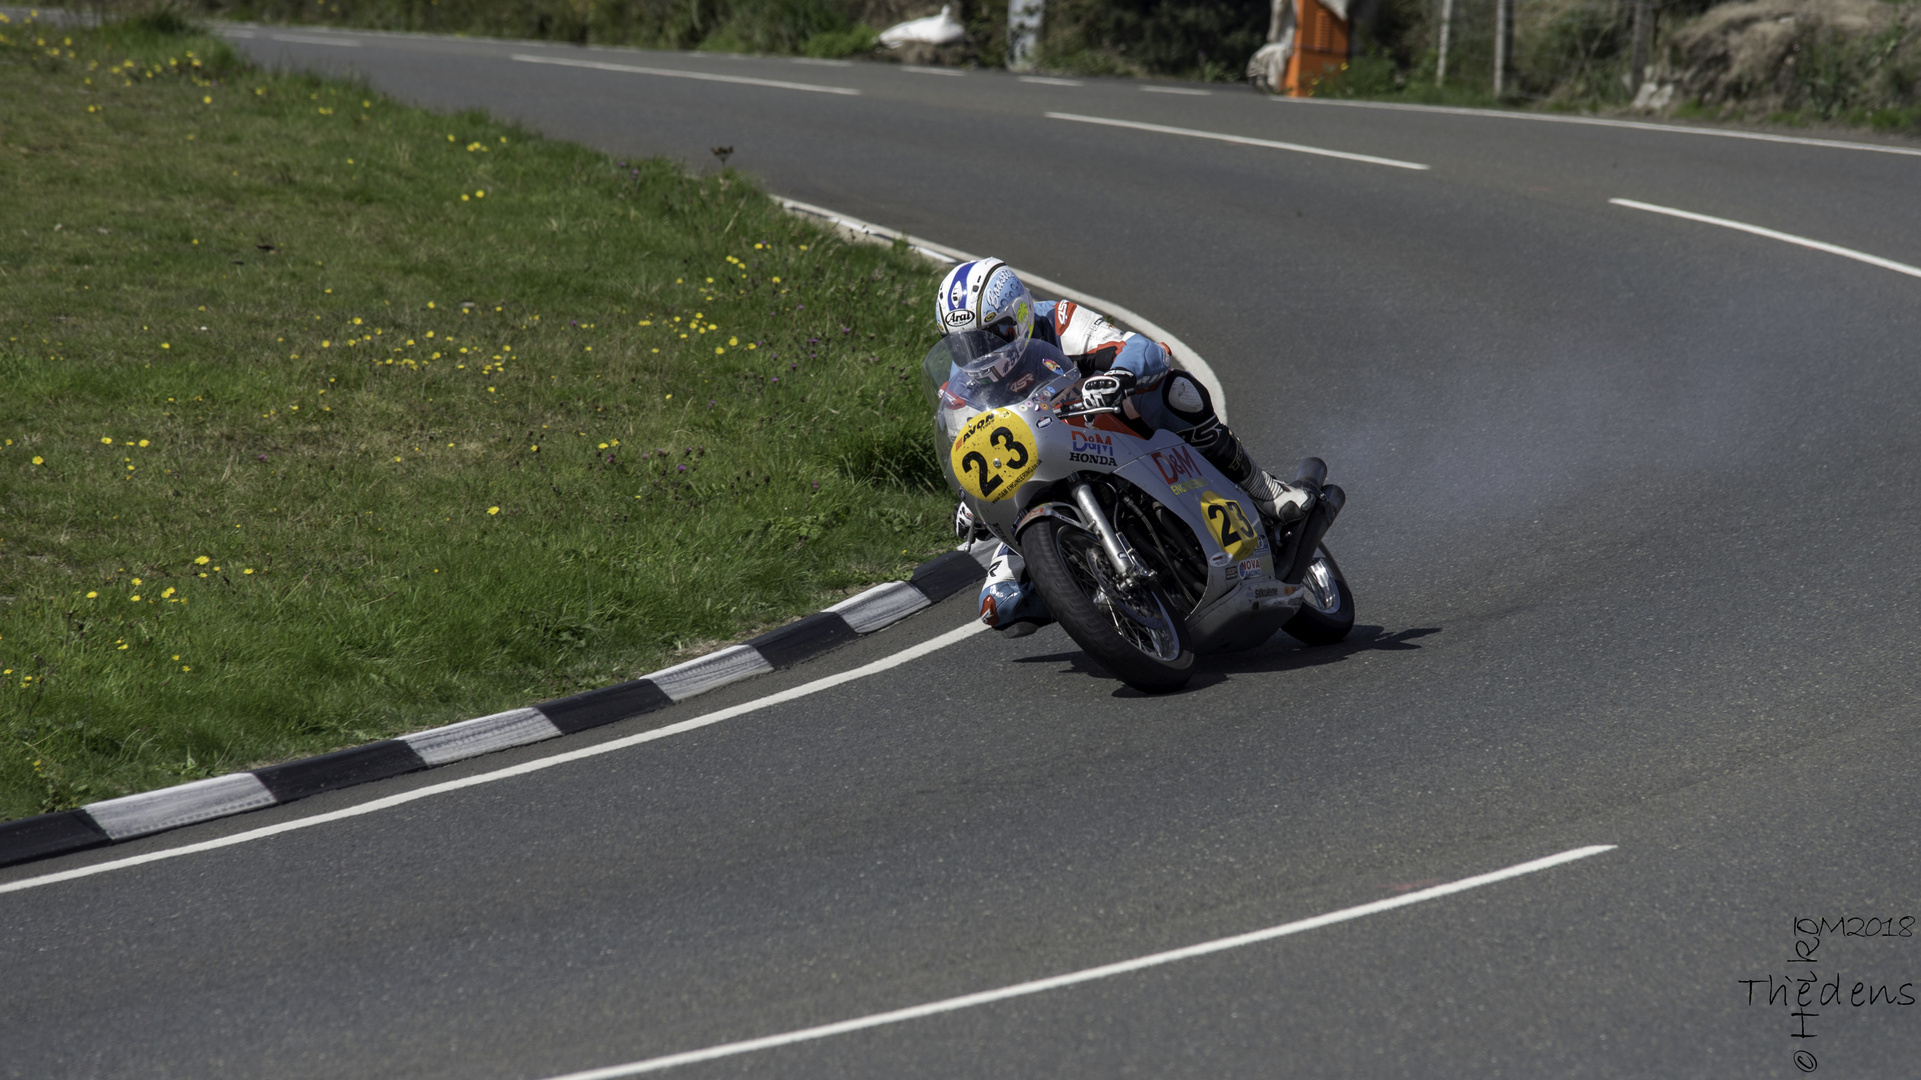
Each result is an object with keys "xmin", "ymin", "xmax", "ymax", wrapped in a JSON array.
[
  {"xmin": 1022, "ymin": 518, "xmax": 1197, "ymax": 693},
  {"xmin": 1282, "ymin": 547, "xmax": 1355, "ymax": 645}
]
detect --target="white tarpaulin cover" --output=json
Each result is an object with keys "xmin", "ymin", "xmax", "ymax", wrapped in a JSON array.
[{"xmin": 879, "ymin": 5, "xmax": 967, "ymax": 48}]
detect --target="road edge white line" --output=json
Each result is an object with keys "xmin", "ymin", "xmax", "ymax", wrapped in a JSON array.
[
  {"xmin": 539, "ymin": 844, "xmax": 1619, "ymax": 1079},
  {"xmin": 508, "ymin": 53, "xmax": 860, "ymax": 95},
  {"xmin": 1046, "ymin": 111, "xmax": 1431, "ymax": 171},
  {"xmin": 775, "ymin": 197, "xmax": 1232, "ymax": 421},
  {"xmin": 0, "ymin": 621, "xmax": 988, "ymax": 897},
  {"xmin": 1275, "ymin": 95, "xmax": 1921, "ymax": 159},
  {"xmin": 1610, "ymin": 198, "xmax": 1921, "ymax": 279}
]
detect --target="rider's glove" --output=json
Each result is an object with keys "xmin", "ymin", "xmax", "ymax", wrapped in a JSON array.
[{"xmin": 1078, "ymin": 369, "xmax": 1135, "ymax": 414}]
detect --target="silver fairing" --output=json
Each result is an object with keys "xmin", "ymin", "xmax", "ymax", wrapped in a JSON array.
[{"xmin": 941, "ymin": 396, "xmax": 1303, "ymax": 653}]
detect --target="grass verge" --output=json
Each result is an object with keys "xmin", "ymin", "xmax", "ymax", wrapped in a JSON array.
[{"xmin": 0, "ymin": 11, "xmax": 955, "ymax": 821}]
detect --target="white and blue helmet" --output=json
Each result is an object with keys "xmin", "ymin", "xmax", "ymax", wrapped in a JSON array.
[
  {"xmin": 935, "ymin": 258, "xmax": 1034, "ymax": 348},
  {"xmin": 933, "ymin": 259, "xmax": 1052, "ymax": 408}
]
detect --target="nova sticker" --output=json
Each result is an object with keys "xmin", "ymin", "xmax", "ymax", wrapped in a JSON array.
[{"xmin": 1238, "ymin": 559, "xmax": 1265, "ymax": 581}]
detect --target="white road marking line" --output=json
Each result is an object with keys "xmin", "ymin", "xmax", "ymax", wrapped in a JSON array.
[
  {"xmin": 1142, "ymin": 85, "xmax": 1211, "ymax": 95},
  {"xmin": 0, "ymin": 621, "xmax": 988, "ymax": 897},
  {"xmin": 1020, "ymin": 75, "xmax": 1082, "ymax": 86},
  {"xmin": 790, "ymin": 57, "xmax": 852, "ymax": 67},
  {"xmin": 1610, "ymin": 198, "xmax": 1921, "ymax": 279},
  {"xmin": 509, "ymin": 53, "xmax": 860, "ymax": 95},
  {"xmin": 775, "ymin": 197, "xmax": 1233, "ymax": 421},
  {"xmin": 538, "ymin": 845, "xmax": 1618, "ymax": 1079},
  {"xmin": 1276, "ymin": 95, "xmax": 1921, "ymax": 159},
  {"xmin": 270, "ymin": 33, "xmax": 362, "ymax": 47},
  {"xmin": 1046, "ymin": 111, "xmax": 1430, "ymax": 171},
  {"xmin": 902, "ymin": 64, "xmax": 965, "ymax": 76}
]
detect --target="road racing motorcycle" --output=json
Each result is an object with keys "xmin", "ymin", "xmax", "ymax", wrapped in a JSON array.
[{"xmin": 922, "ymin": 336, "xmax": 1353, "ymax": 694}]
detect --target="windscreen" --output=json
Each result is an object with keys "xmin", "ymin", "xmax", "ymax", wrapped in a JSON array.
[{"xmin": 932, "ymin": 336, "xmax": 1079, "ymax": 411}]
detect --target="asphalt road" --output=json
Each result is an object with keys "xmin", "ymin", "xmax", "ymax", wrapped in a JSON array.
[{"xmin": 5, "ymin": 24, "xmax": 1921, "ymax": 1079}]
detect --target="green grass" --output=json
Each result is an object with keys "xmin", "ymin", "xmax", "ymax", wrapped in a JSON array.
[{"xmin": 0, "ymin": 12, "xmax": 956, "ymax": 820}]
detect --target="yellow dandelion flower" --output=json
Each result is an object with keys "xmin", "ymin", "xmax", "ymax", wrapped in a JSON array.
[
  {"xmin": 182, "ymin": 665, "xmax": 191, "ymax": 672},
  {"xmin": 487, "ymin": 506, "xmax": 501, "ymax": 515},
  {"xmin": 243, "ymin": 568, "xmax": 254, "ymax": 575},
  {"xmin": 85, "ymin": 591, "xmax": 97, "ymax": 598},
  {"xmin": 195, "ymin": 556, "xmax": 209, "ymax": 564},
  {"xmin": 31, "ymin": 456, "xmax": 43, "ymax": 465},
  {"xmin": 101, "ymin": 437, "xmax": 113, "ymax": 444},
  {"xmin": 130, "ymin": 594, "xmax": 141, "ymax": 602},
  {"xmin": 132, "ymin": 577, "xmax": 142, "ymax": 586},
  {"xmin": 172, "ymin": 654, "xmax": 180, "ymax": 661},
  {"xmin": 728, "ymin": 336, "xmax": 738, "ymax": 346},
  {"xmin": 161, "ymin": 587, "xmax": 175, "ymax": 598}
]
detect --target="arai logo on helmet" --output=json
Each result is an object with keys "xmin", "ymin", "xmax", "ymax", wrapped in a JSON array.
[{"xmin": 943, "ymin": 309, "xmax": 976, "ymax": 330}]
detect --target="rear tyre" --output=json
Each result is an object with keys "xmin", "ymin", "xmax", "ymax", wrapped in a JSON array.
[
  {"xmin": 1282, "ymin": 547, "xmax": 1355, "ymax": 646},
  {"xmin": 1022, "ymin": 518, "xmax": 1197, "ymax": 693}
]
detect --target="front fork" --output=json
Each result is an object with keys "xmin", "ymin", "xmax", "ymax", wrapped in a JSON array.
[{"xmin": 1072, "ymin": 482, "xmax": 1153, "ymax": 587}]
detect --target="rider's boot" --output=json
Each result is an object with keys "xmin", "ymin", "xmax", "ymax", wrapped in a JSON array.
[{"xmin": 978, "ymin": 543, "xmax": 1054, "ymax": 637}]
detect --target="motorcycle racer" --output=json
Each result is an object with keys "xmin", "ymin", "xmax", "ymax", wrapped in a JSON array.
[{"xmin": 934, "ymin": 258, "xmax": 1322, "ymax": 637}]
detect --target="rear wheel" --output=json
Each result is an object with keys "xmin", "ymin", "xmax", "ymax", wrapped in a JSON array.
[
  {"xmin": 1282, "ymin": 547, "xmax": 1355, "ymax": 645},
  {"xmin": 1022, "ymin": 517, "xmax": 1197, "ymax": 693}
]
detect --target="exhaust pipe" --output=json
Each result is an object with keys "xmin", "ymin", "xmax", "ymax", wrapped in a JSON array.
[{"xmin": 1282, "ymin": 483, "xmax": 1344, "ymax": 584}]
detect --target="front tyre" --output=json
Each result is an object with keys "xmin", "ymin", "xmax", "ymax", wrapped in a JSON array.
[
  {"xmin": 1022, "ymin": 518, "xmax": 1197, "ymax": 693},
  {"xmin": 1282, "ymin": 547, "xmax": 1355, "ymax": 646}
]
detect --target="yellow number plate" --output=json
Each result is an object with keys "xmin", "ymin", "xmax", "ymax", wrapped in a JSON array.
[
  {"xmin": 1198, "ymin": 489, "xmax": 1259, "ymax": 560},
  {"xmin": 950, "ymin": 408, "xmax": 1039, "ymax": 503}
]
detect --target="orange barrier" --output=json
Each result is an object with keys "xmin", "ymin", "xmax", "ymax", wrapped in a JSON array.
[{"xmin": 1285, "ymin": 0, "xmax": 1350, "ymax": 96}]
